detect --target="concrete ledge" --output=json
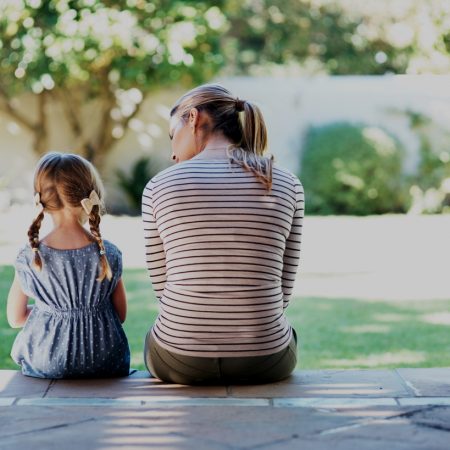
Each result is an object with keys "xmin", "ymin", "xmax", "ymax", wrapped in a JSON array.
[{"xmin": 1, "ymin": 368, "xmax": 450, "ymax": 404}]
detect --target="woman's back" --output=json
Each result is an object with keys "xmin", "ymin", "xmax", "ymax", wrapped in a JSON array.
[{"xmin": 143, "ymin": 154, "xmax": 304, "ymax": 358}]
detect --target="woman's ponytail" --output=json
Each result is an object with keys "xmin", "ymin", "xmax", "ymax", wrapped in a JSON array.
[{"xmin": 229, "ymin": 100, "xmax": 273, "ymax": 191}]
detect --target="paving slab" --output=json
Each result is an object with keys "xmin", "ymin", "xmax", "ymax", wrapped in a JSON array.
[
  {"xmin": 17, "ymin": 396, "xmax": 269, "ymax": 408},
  {"xmin": 398, "ymin": 397, "xmax": 450, "ymax": 406},
  {"xmin": 46, "ymin": 370, "xmax": 228, "ymax": 398},
  {"xmin": 3, "ymin": 405, "xmax": 448, "ymax": 450},
  {"xmin": 273, "ymin": 397, "xmax": 398, "ymax": 408},
  {"xmin": 0, "ymin": 370, "xmax": 51, "ymax": 398},
  {"xmin": 1, "ymin": 369, "xmax": 450, "ymax": 450},
  {"xmin": 0, "ymin": 406, "xmax": 226, "ymax": 450},
  {"xmin": 396, "ymin": 368, "xmax": 450, "ymax": 397},
  {"xmin": 409, "ymin": 405, "xmax": 450, "ymax": 432},
  {"xmin": 315, "ymin": 414, "xmax": 450, "ymax": 450},
  {"xmin": 0, "ymin": 405, "xmax": 352, "ymax": 450},
  {"xmin": 229, "ymin": 369, "xmax": 411, "ymax": 398},
  {"xmin": 0, "ymin": 397, "xmax": 15, "ymax": 406}
]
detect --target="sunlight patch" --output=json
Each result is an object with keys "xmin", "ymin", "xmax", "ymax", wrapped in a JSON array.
[
  {"xmin": 421, "ymin": 312, "xmax": 450, "ymax": 326},
  {"xmin": 340, "ymin": 324, "xmax": 391, "ymax": 333},
  {"xmin": 373, "ymin": 313, "xmax": 406, "ymax": 322},
  {"xmin": 323, "ymin": 350, "xmax": 426, "ymax": 368}
]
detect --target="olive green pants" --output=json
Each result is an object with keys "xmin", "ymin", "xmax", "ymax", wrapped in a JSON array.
[{"xmin": 144, "ymin": 329, "xmax": 298, "ymax": 385}]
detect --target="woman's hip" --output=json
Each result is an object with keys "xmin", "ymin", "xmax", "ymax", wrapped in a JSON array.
[{"xmin": 144, "ymin": 328, "xmax": 298, "ymax": 385}]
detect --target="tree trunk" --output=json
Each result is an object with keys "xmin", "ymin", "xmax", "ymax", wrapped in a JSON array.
[{"xmin": 33, "ymin": 91, "xmax": 49, "ymax": 155}]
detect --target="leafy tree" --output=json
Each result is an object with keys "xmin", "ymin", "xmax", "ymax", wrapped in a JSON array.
[
  {"xmin": 0, "ymin": 0, "xmax": 226, "ymax": 166},
  {"xmin": 1, "ymin": 0, "xmax": 450, "ymax": 170},
  {"xmin": 222, "ymin": 0, "xmax": 450, "ymax": 75}
]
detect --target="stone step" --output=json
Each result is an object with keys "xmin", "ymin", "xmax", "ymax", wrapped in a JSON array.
[{"xmin": 1, "ymin": 368, "xmax": 449, "ymax": 401}]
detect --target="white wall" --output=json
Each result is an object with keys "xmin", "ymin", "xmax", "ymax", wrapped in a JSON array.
[
  {"xmin": 218, "ymin": 75, "xmax": 450, "ymax": 175},
  {"xmin": 1, "ymin": 75, "xmax": 449, "ymax": 211}
]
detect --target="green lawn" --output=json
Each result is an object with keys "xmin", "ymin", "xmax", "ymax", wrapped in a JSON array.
[{"xmin": 1, "ymin": 264, "xmax": 450, "ymax": 371}]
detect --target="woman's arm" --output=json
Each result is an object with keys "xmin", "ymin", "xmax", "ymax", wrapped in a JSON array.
[
  {"xmin": 111, "ymin": 278, "xmax": 127, "ymax": 323},
  {"xmin": 142, "ymin": 180, "xmax": 167, "ymax": 301},
  {"xmin": 281, "ymin": 178, "xmax": 305, "ymax": 310},
  {"xmin": 7, "ymin": 272, "xmax": 32, "ymax": 328}
]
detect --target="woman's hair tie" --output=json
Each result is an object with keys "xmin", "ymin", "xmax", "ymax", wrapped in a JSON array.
[
  {"xmin": 235, "ymin": 98, "xmax": 245, "ymax": 112},
  {"xmin": 99, "ymin": 249, "xmax": 106, "ymax": 256}
]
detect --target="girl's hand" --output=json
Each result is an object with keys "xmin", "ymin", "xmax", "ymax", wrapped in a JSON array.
[{"xmin": 7, "ymin": 272, "xmax": 32, "ymax": 328}]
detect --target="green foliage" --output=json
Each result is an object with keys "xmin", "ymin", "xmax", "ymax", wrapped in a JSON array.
[
  {"xmin": 286, "ymin": 296, "xmax": 450, "ymax": 369},
  {"xmin": 0, "ymin": 0, "xmax": 227, "ymax": 163},
  {"xmin": 1, "ymin": 0, "xmax": 450, "ymax": 169},
  {"xmin": 2, "ymin": 264, "xmax": 450, "ymax": 370},
  {"xmin": 0, "ymin": 0, "xmax": 226, "ymax": 96},
  {"xmin": 300, "ymin": 122, "xmax": 410, "ymax": 215},
  {"xmin": 116, "ymin": 156, "xmax": 159, "ymax": 214},
  {"xmin": 404, "ymin": 111, "xmax": 450, "ymax": 213},
  {"xmin": 222, "ymin": 0, "xmax": 450, "ymax": 75}
]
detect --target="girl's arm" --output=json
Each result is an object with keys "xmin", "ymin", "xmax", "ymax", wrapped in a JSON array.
[
  {"xmin": 7, "ymin": 272, "xmax": 32, "ymax": 328},
  {"xmin": 111, "ymin": 278, "xmax": 127, "ymax": 323}
]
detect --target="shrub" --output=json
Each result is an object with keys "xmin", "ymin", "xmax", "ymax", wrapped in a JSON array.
[
  {"xmin": 300, "ymin": 122, "xmax": 410, "ymax": 215},
  {"xmin": 403, "ymin": 110, "xmax": 450, "ymax": 214},
  {"xmin": 116, "ymin": 157, "xmax": 160, "ymax": 214}
]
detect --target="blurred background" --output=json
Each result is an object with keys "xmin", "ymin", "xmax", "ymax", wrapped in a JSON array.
[{"xmin": 1, "ymin": 0, "xmax": 449, "ymax": 370}]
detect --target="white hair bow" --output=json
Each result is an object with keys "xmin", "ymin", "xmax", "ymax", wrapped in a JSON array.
[
  {"xmin": 34, "ymin": 193, "xmax": 44, "ymax": 214},
  {"xmin": 81, "ymin": 190, "xmax": 101, "ymax": 215}
]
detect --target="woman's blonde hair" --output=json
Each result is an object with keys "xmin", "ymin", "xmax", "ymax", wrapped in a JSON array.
[
  {"xmin": 29, "ymin": 152, "xmax": 112, "ymax": 281},
  {"xmin": 170, "ymin": 84, "xmax": 274, "ymax": 190}
]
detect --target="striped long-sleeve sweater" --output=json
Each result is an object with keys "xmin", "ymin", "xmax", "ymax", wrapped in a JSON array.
[{"xmin": 142, "ymin": 149, "xmax": 304, "ymax": 357}]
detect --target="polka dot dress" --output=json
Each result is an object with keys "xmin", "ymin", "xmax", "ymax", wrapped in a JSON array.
[{"xmin": 11, "ymin": 240, "xmax": 130, "ymax": 379}]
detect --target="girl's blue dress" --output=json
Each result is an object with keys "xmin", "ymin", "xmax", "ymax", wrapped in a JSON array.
[{"xmin": 11, "ymin": 240, "xmax": 130, "ymax": 378}]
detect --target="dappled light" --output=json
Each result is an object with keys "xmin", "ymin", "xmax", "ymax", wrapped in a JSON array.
[
  {"xmin": 340, "ymin": 324, "xmax": 391, "ymax": 334},
  {"xmin": 323, "ymin": 351, "xmax": 427, "ymax": 368},
  {"xmin": 421, "ymin": 312, "xmax": 450, "ymax": 326},
  {"xmin": 373, "ymin": 313, "xmax": 406, "ymax": 323}
]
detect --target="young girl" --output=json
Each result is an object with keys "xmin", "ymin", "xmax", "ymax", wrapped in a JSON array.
[{"xmin": 7, "ymin": 152, "xmax": 130, "ymax": 378}]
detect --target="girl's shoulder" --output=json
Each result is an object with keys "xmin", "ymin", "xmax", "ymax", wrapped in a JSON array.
[
  {"xmin": 102, "ymin": 239, "xmax": 122, "ymax": 258},
  {"xmin": 15, "ymin": 243, "xmax": 32, "ymax": 269},
  {"xmin": 15, "ymin": 240, "xmax": 122, "ymax": 262}
]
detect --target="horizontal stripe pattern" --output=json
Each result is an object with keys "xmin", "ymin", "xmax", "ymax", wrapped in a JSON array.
[{"xmin": 142, "ymin": 159, "xmax": 304, "ymax": 357}]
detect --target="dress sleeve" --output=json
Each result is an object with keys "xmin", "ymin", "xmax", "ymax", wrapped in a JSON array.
[
  {"xmin": 142, "ymin": 179, "xmax": 167, "ymax": 301},
  {"xmin": 14, "ymin": 246, "xmax": 34, "ymax": 298},
  {"xmin": 281, "ymin": 176, "xmax": 305, "ymax": 310}
]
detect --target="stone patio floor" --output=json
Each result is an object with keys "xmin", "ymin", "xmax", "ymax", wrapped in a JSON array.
[{"xmin": 1, "ymin": 368, "xmax": 449, "ymax": 449}]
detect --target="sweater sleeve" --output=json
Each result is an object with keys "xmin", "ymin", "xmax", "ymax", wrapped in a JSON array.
[
  {"xmin": 281, "ymin": 176, "xmax": 305, "ymax": 309},
  {"xmin": 142, "ymin": 179, "xmax": 167, "ymax": 301}
]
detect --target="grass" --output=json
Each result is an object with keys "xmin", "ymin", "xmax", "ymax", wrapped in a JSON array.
[{"xmin": 1, "ymin": 264, "xmax": 450, "ymax": 371}]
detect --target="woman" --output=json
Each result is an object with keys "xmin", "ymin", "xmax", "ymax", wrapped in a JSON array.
[{"xmin": 142, "ymin": 84, "xmax": 304, "ymax": 385}]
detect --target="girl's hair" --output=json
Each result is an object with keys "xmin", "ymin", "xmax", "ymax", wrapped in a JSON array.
[
  {"xmin": 170, "ymin": 84, "xmax": 274, "ymax": 190},
  {"xmin": 29, "ymin": 152, "xmax": 112, "ymax": 281}
]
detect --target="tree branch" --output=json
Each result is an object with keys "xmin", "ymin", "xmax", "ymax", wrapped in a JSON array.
[
  {"xmin": 52, "ymin": 87, "xmax": 83, "ymax": 137},
  {"xmin": 0, "ymin": 84, "xmax": 36, "ymax": 132}
]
